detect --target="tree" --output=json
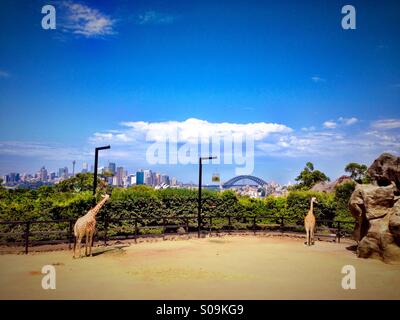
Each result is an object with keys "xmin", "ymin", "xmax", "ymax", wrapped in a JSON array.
[
  {"xmin": 345, "ymin": 162, "xmax": 368, "ymax": 183},
  {"xmin": 294, "ymin": 162, "xmax": 330, "ymax": 190}
]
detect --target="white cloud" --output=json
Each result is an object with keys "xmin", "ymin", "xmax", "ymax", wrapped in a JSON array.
[
  {"xmin": 137, "ymin": 11, "xmax": 176, "ymax": 25},
  {"xmin": 61, "ymin": 1, "xmax": 116, "ymax": 38},
  {"xmin": 91, "ymin": 118, "xmax": 293, "ymax": 144},
  {"xmin": 311, "ymin": 76, "xmax": 326, "ymax": 83},
  {"xmin": 323, "ymin": 117, "xmax": 358, "ymax": 129},
  {"xmin": 372, "ymin": 119, "xmax": 400, "ymax": 130},
  {"xmin": 338, "ymin": 117, "xmax": 358, "ymax": 126},
  {"xmin": 323, "ymin": 121, "xmax": 337, "ymax": 129},
  {"xmin": 1, "ymin": 119, "xmax": 399, "ymax": 166},
  {"xmin": 0, "ymin": 70, "xmax": 10, "ymax": 78}
]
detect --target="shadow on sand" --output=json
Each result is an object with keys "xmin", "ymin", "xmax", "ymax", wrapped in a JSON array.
[
  {"xmin": 91, "ymin": 245, "xmax": 129, "ymax": 257},
  {"xmin": 346, "ymin": 244, "xmax": 358, "ymax": 254}
]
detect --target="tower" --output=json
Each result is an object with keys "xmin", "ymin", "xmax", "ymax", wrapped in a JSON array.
[{"xmin": 72, "ymin": 160, "xmax": 76, "ymax": 176}]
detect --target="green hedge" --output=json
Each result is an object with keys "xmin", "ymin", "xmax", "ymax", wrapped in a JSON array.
[{"xmin": 0, "ymin": 183, "xmax": 356, "ymax": 222}]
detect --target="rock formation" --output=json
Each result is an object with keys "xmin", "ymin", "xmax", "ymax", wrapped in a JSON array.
[
  {"xmin": 311, "ymin": 175, "xmax": 352, "ymax": 193},
  {"xmin": 349, "ymin": 153, "xmax": 400, "ymax": 263}
]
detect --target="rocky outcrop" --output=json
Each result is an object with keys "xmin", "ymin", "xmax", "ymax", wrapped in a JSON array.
[
  {"xmin": 311, "ymin": 175, "xmax": 352, "ymax": 193},
  {"xmin": 349, "ymin": 153, "xmax": 400, "ymax": 263},
  {"xmin": 368, "ymin": 153, "xmax": 400, "ymax": 189}
]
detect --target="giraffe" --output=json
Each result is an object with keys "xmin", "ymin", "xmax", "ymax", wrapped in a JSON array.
[
  {"xmin": 73, "ymin": 194, "xmax": 110, "ymax": 258},
  {"xmin": 304, "ymin": 196, "xmax": 317, "ymax": 246}
]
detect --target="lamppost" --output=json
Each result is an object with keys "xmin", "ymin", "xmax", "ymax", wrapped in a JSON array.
[
  {"xmin": 93, "ymin": 145, "xmax": 111, "ymax": 196},
  {"xmin": 198, "ymin": 156, "xmax": 217, "ymax": 238}
]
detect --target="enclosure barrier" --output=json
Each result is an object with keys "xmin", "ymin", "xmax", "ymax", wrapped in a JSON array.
[{"xmin": 0, "ymin": 215, "xmax": 355, "ymax": 254}]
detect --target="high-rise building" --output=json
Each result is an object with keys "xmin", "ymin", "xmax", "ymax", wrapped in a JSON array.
[
  {"xmin": 136, "ymin": 171, "xmax": 144, "ymax": 185},
  {"xmin": 127, "ymin": 174, "xmax": 136, "ymax": 186},
  {"xmin": 171, "ymin": 177, "xmax": 177, "ymax": 186},
  {"xmin": 116, "ymin": 167, "xmax": 125, "ymax": 187},
  {"xmin": 108, "ymin": 162, "xmax": 116, "ymax": 175},
  {"xmin": 160, "ymin": 174, "xmax": 170, "ymax": 185},
  {"xmin": 49, "ymin": 172, "xmax": 56, "ymax": 180},
  {"xmin": 144, "ymin": 170, "xmax": 152, "ymax": 185},
  {"xmin": 39, "ymin": 166, "xmax": 48, "ymax": 181},
  {"xmin": 58, "ymin": 167, "xmax": 68, "ymax": 179}
]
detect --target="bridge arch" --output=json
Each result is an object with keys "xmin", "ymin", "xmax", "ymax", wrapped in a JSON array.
[{"xmin": 222, "ymin": 175, "xmax": 267, "ymax": 188}]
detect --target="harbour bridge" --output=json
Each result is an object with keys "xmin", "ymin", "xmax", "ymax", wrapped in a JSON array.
[{"xmin": 221, "ymin": 175, "xmax": 267, "ymax": 189}]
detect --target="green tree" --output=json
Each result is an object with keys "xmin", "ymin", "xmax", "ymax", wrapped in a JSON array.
[
  {"xmin": 344, "ymin": 162, "xmax": 368, "ymax": 183},
  {"xmin": 294, "ymin": 162, "xmax": 330, "ymax": 190}
]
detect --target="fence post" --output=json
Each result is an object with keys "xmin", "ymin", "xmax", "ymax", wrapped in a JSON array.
[
  {"xmin": 134, "ymin": 218, "xmax": 138, "ymax": 244},
  {"xmin": 163, "ymin": 218, "xmax": 166, "ymax": 240},
  {"xmin": 209, "ymin": 217, "xmax": 212, "ymax": 234},
  {"xmin": 104, "ymin": 215, "xmax": 108, "ymax": 246},
  {"xmin": 24, "ymin": 221, "xmax": 30, "ymax": 254},
  {"xmin": 228, "ymin": 216, "xmax": 231, "ymax": 234},
  {"xmin": 253, "ymin": 217, "xmax": 256, "ymax": 235},
  {"xmin": 337, "ymin": 221, "xmax": 341, "ymax": 243},
  {"xmin": 185, "ymin": 217, "xmax": 189, "ymax": 235},
  {"xmin": 68, "ymin": 220, "xmax": 73, "ymax": 250},
  {"xmin": 280, "ymin": 216, "xmax": 284, "ymax": 233}
]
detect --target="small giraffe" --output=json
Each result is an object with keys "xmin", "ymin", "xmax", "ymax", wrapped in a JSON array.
[
  {"xmin": 73, "ymin": 194, "xmax": 110, "ymax": 258},
  {"xmin": 304, "ymin": 196, "xmax": 317, "ymax": 246}
]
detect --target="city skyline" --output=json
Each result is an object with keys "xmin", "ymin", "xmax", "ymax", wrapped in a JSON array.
[{"xmin": 0, "ymin": 0, "xmax": 399, "ymax": 184}]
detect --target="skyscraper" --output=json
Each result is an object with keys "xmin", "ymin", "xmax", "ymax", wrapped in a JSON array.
[
  {"xmin": 116, "ymin": 167, "xmax": 125, "ymax": 187},
  {"xmin": 58, "ymin": 167, "xmax": 68, "ymax": 179},
  {"xmin": 108, "ymin": 162, "xmax": 116, "ymax": 175},
  {"xmin": 136, "ymin": 171, "xmax": 144, "ymax": 185},
  {"xmin": 39, "ymin": 166, "xmax": 48, "ymax": 181}
]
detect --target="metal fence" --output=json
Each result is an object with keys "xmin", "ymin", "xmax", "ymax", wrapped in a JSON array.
[{"xmin": 0, "ymin": 215, "xmax": 355, "ymax": 254}]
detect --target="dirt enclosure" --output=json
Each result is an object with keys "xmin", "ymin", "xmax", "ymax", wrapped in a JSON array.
[{"xmin": 0, "ymin": 235, "xmax": 399, "ymax": 300}]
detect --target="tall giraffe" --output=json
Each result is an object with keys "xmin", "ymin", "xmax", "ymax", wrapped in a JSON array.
[
  {"xmin": 304, "ymin": 196, "xmax": 317, "ymax": 246},
  {"xmin": 73, "ymin": 194, "xmax": 110, "ymax": 258}
]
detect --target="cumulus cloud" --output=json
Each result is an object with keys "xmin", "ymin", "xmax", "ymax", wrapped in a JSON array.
[
  {"xmin": 1, "ymin": 118, "xmax": 399, "ymax": 166},
  {"xmin": 60, "ymin": 1, "xmax": 116, "ymax": 38},
  {"xmin": 90, "ymin": 118, "xmax": 293, "ymax": 144},
  {"xmin": 323, "ymin": 120, "xmax": 337, "ymax": 129}
]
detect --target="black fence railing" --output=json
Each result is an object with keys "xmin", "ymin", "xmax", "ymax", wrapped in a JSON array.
[{"xmin": 0, "ymin": 215, "xmax": 355, "ymax": 254}]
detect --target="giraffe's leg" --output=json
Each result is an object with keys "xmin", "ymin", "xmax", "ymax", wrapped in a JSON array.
[
  {"xmin": 305, "ymin": 228, "xmax": 309, "ymax": 245},
  {"xmin": 88, "ymin": 230, "xmax": 93, "ymax": 256},
  {"xmin": 311, "ymin": 227, "xmax": 315, "ymax": 245},
  {"xmin": 77, "ymin": 236, "xmax": 83, "ymax": 258},
  {"xmin": 85, "ymin": 231, "xmax": 89, "ymax": 256}
]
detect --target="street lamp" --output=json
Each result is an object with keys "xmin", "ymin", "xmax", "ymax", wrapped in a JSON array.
[
  {"xmin": 198, "ymin": 156, "xmax": 217, "ymax": 238},
  {"xmin": 93, "ymin": 145, "xmax": 111, "ymax": 196}
]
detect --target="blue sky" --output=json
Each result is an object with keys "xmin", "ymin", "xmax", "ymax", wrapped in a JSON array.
[{"xmin": 0, "ymin": 0, "xmax": 399, "ymax": 184}]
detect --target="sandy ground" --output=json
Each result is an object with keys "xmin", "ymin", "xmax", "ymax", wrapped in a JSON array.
[{"xmin": 0, "ymin": 235, "xmax": 399, "ymax": 300}]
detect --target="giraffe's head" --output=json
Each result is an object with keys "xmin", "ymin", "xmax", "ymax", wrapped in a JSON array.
[
  {"xmin": 102, "ymin": 194, "xmax": 110, "ymax": 201},
  {"xmin": 311, "ymin": 196, "xmax": 318, "ymax": 204}
]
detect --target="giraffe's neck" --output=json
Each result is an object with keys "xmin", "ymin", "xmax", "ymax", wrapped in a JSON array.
[
  {"xmin": 90, "ymin": 197, "xmax": 108, "ymax": 218},
  {"xmin": 309, "ymin": 201, "xmax": 314, "ymax": 215}
]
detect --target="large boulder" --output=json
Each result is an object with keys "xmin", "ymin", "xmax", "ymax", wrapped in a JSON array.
[
  {"xmin": 368, "ymin": 153, "xmax": 400, "ymax": 189},
  {"xmin": 349, "ymin": 153, "xmax": 400, "ymax": 263}
]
